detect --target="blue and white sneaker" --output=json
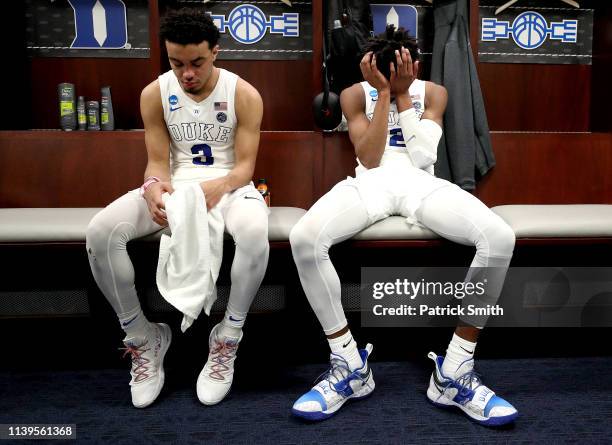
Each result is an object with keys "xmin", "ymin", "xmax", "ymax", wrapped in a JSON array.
[
  {"xmin": 292, "ymin": 344, "xmax": 375, "ymax": 421},
  {"xmin": 426, "ymin": 352, "xmax": 518, "ymax": 426}
]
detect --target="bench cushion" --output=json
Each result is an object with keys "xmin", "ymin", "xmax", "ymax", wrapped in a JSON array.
[
  {"xmin": 492, "ymin": 205, "xmax": 612, "ymax": 238},
  {"xmin": 4, "ymin": 205, "xmax": 612, "ymax": 243},
  {"xmin": 268, "ymin": 206, "xmax": 307, "ymax": 241},
  {"xmin": 0, "ymin": 207, "xmax": 307, "ymax": 243},
  {"xmin": 352, "ymin": 216, "xmax": 439, "ymax": 240},
  {"xmin": 0, "ymin": 208, "xmax": 102, "ymax": 243}
]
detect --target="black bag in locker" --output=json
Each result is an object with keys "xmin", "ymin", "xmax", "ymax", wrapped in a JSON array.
[{"xmin": 327, "ymin": 0, "xmax": 373, "ymax": 95}]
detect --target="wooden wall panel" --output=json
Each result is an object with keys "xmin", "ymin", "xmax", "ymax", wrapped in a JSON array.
[
  {"xmin": 2, "ymin": 131, "xmax": 612, "ymax": 209},
  {"xmin": 477, "ymin": 64, "xmax": 591, "ymax": 132},
  {"xmin": 253, "ymin": 132, "xmax": 320, "ymax": 209},
  {"xmin": 321, "ymin": 132, "xmax": 356, "ymax": 199},
  {"xmin": 320, "ymin": 132, "xmax": 612, "ymax": 207},
  {"xmin": 0, "ymin": 131, "xmax": 320, "ymax": 209},
  {"xmin": 474, "ymin": 132, "xmax": 612, "ymax": 206},
  {"xmin": 0, "ymin": 131, "xmax": 147, "ymax": 207},
  {"xmin": 217, "ymin": 61, "xmax": 314, "ymax": 131}
]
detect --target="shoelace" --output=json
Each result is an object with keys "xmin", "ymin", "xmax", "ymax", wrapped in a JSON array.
[
  {"xmin": 453, "ymin": 369, "xmax": 484, "ymax": 399},
  {"xmin": 120, "ymin": 341, "xmax": 151, "ymax": 383},
  {"xmin": 207, "ymin": 338, "xmax": 238, "ymax": 381},
  {"xmin": 436, "ymin": 358, "xmax": 484, "ymax": 403},
  {"xmin": 315, "ymin": 355, "xmax": 365, "ymax": 395}
]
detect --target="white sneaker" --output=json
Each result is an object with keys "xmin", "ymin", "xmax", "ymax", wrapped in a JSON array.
[
  {"xmin": 196, "ymin": 323, "xmax": 243, "ymax": 405},
  {"xmin": 426, "ymin": 352, "xmax": 518, "ymax": 426},
  {"xmin": 121, "ymin": 323, "xmax": 172, "ymax": 408},
  {"xmin": 292, "ymin": 344, "xmax": 375, "ymax": 421}
]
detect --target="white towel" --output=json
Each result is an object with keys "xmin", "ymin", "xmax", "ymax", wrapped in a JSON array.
[{"xmin": 156, "ymin": 183, "xmax": 225, "ymax": 332}]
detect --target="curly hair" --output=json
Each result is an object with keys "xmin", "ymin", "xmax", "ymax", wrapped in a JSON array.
[
  {"xmin": 362, "ymin": 24, "xmax": 420, "ymax": 81},
  {"xmin": 160, "ymin": 7, "xmax": 220, "ymax": 47}
]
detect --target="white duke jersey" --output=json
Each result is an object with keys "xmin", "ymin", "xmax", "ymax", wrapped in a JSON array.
[
  {"xmin": 159, "ymin": 68, "xmax": 238, "ymax": 182},
  {"xmin": 356, "ymin": 79, "xmax": 427, "ymax": 175}
]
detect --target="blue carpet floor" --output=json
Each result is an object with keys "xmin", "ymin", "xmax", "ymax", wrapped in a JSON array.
[{"xmin": 2, "ymin": 357, "xmax": 612, "ymax": 444}]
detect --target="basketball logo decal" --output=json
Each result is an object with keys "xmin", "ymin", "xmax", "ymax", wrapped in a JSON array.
[
  {"xmin": 228, "ymin": 5, "xmax": 267, "ymax": 44},
  {"xmin": 210, "ymin": 4, "xmax": 299, "ymax": 45},
  {"xmin": 482, "ymin": 11, "xmax": 578, "ymax": 50},
  {"xmin": 512, "ymin": 12, "xmax": 549, "ymax": 49}
]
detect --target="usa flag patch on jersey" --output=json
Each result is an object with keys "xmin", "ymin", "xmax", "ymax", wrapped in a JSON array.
[{"xmin": 214, "ymin": 102, "xmax": 227, "ymax": 111}]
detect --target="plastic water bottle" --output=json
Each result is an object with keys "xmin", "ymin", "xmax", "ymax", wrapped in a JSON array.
[{"xmin": 257, "ymin": 178, "xmax": 270, "ymax": 207}]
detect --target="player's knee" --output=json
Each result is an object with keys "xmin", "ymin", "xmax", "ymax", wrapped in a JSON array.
[
  {"xmin": 290, "ymin": 220, "xmax": 315, "ymax": 260},
  {"xmin": 289, "ymin": 221, "xmax": 306, "ymax": 249},
  {"xmin": 85, "ymin": 217, "xmax": 110, "ymax": 256},
  {"xmin": 234, "ymin": 220, "xmax": 268, "ymax": 257},
  {"xmin": 290, "ymin": 219, "xmax": 330, "ymax": 266},
  {"xmin": 483, "ymin": 220, "xmax": 516, "ymax": 258},
  {"xmin": 86, "ymin": 215, "xmax": 133, "ymax": 257}
]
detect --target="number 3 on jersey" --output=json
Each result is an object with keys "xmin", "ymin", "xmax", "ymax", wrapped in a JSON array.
[
  {"xmin": 191, "ymin": 144, "xmax": 214, "ymax": 166},
  {"xmin": 389, "ymin": 128, "xmax": 406, "ymax": 148}
]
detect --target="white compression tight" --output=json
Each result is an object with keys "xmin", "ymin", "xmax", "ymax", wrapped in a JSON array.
[
  {"xmin": 86, "ymin": 189, "xmax": 269, "ymax": 321},
  {"xmin": 290, "ymin": 184, "xmax": 515, "ymax": 335}
]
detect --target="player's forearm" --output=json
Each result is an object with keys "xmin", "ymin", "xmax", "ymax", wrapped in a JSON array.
[
  {"xmin": 355, "ymin": 90, "xmax": 391, "ymax": 168},
  {"xmin": 397, "ymin": 108, "xmax": 442, "ymax": 170},
  {"xmin": 144, "ymin": 160, "xmax": 171, "ymax": 182},
  {"xmin": 222, "ymin": 161, "xmax": 255, "ymax": 192},
  {"xmin": 143, "ymin": 132, "xmax": 171, "ymax": 182},
  {"xmin": 395, "ymin": 93, "xmax": 414, "ymax": 114}
]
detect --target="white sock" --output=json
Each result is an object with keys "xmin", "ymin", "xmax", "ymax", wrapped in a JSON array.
[
  {"xmin": 441, "ymin": 333, "xmax": 477, "ymax": 378},
  {"xmin": 118, "ymin": 307, "xmax": 153, "ymax": 339},
  {"xmin": 218, "ymin": 309, "xmax": 244, "ymax": 339},
  {"xmin": 328, "ymin": 330, "xmax": 363, "ymax": 371}
]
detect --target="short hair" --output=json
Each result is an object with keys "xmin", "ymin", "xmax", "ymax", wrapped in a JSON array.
[
  {"xmin": 362, "ymin": 24, "xmax": 420, "ymax": 81},
  {"xmin": 160, "ymin": 7, "xmax": 220, "ymax": 47}
]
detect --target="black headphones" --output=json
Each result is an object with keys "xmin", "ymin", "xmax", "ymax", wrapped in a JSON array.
[
  {"xmin": 312, "ymin": 77, "xmax": 342, "ymax": 131},
  {"xmin": 312, "ymin": 4, "xmax": 343, "ymax": 131}
]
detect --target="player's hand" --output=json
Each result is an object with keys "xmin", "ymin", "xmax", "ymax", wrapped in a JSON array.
[
  {"xmin": 360, "ymin": 51, "xmax": 390, "ymax": 93},
  {"xmin": 390, "ymin": 47, "xmax": 418, "ymax": 97},
  {"xmin": 200, "ymin": 177, "xmax": 230, "ymax": 210},
  {"xmin": 143, "ymin": 181, "xmax": 173, "ymax": 226}
]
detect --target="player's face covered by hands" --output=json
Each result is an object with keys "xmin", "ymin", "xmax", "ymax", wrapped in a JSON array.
[
  {"xmin": 389, "ymin": 47, "xmax": 419, "ymax": 96},
  {"xmin": 360, "ymin": 51, "xmax": 390, "ymax": 93}
]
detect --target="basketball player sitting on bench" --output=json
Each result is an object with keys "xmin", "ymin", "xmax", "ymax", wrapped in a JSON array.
[
  {"xmin": 290, "ymin": 25, "xmax": 518, "ymax": 426},
  {"xmin": 86, "ymin": 7, "xmax": 269, "ymax": 408}
]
